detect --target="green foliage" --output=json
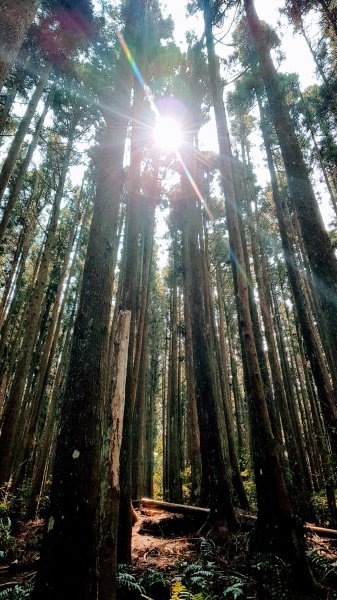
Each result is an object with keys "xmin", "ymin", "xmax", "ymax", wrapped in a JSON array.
[
  {"xmin": 0, "ymin": 518, "xmax": 15, "ymax": 562},
  {"xmin": 241, "ymin": 470, "xmax": 256, "ymax": 509},
  {"xmin": 117, "ymin": 565, "xmax": 145, "ymax": 599},
  {"xmin": 173, "ymin": 538, "xmax": 242, "ymax": 599},
  {"xmin": 310, "ymin": 490, "xmax": 331, "ymax": 526},
  {"xmin": 140, "ymin": 567, "xmax": 170, "ymax": 599},
  {"xmin": 222, "ymin": 578, "xmax": 245, "ymax": 598},
  {"xmin": 0, "ymin": 584, "xmax": 33, "ymax": 599},
  {"xmin": 183, "ymin": 561, "xmax": 215, "ymax": 591},
  {"xmin": 171, "ymin": 580, "xmax": 208, "ymax": 599},
  {"xmin": 307, "ymin": 550, "xmax": 337, "ymax": 580},
  {"xmin": 14, "ymin": 480, "xmax": 32, "ymax": 521},
  {"xmin": 170, "ymin": 577, "xmax": 246, "ymax": 600},
  {"xmin": 35, "ymin": 480, "xmax": 51, "ymax": 518},
  {"xmin": 252, "ymin": 554, "xmax": 291, "ymax": 600},
  {"xmin": 0, "ymin": 483, "xmax": 15, "ymax": 520},
  {"xmin": 152, "ymin": 434, "xmax": 163, "ymax": 500},
  {"xmin": 177, "ymin": 538, "xmax": 217, "ymax": 594},
  {"xmin": 181, "ymin": 465, "xmax": 192, "ymax": 502}
]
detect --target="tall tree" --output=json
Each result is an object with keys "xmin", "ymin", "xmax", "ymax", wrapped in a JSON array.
[
  {"xmin": 243, "ymin": 0, "xmax": 337, "ymax": 373},
  {"xmin": 0, "ymin": 0, "xmax": 39, "ymax": 91},
  {"xmin": 201, "ymin": 0, "xmax": 317, "ymax": 589},
  {"xmin": 32, "ymin": 1, "xmax": 133, "ymax": 595}
]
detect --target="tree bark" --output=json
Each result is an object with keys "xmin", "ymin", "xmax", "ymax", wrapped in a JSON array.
[
  {"xmin": 99, "ymin": 311, "xmax": 131, "ymax": 600},
  {"xmin": 0, "ymin": 0, "xmax": 38, "ymax": 92},
  {"xmin": 181, "ymin": 138, "xmax": 237, "ymax": 528}
]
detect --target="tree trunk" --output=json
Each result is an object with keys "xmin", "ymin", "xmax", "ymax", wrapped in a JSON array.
[
  {"xmin": 0, "ymin": 123, "xmax": 75, "ymax": 485},
  {"xmin": 0, "ymin": 0, "xmax": 38, "ymax": 91},
  {"xmin": 165, "ymin": 236, "xmax": 183, "ymax": 503},
  {"xmin": 181, "ymin": 138, "xmax": 237, "ymax": 529},
  {"xmin": 183, "ymin": 277, "xmax": 202, "ymax": 504},
  {"xmin": 99, "ymin": 311, "xmax": 131, "ymax": 600},
  {"xmin": 0, "ymin": 85, "xmax": 54, "ymax": 245},
  {"xmin": 117, "ymin": 8, "xmax": 148, "ymax": 558},
  {"xmin": 32, "ymin": 35, "xmax": 131, "ymax": 591},
  {"xmin": 256, "ymin": 91, "xmax": 337, "ymax": 456},
  {"xmin": 27, "ymin": 287, "xmax": 80, "ymax": 519},
  {"xmin": 0, "ymin": 65, "xmax": 50, "ymax": 204},
  {"xmin": 244, "ymin": 0, "xmax": 337, "ymax": 368},
  {"xmin": 202, "ymin": 2, "xmax": 315, "ymax": 585},
  {"xmin": 12, "ymin": 191, "xmax": 83, "ymax": 488}
]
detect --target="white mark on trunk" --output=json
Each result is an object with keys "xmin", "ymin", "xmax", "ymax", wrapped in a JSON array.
[{"xmin": 48, "ymin": 516, "xmax": 54, "ymax": 532}]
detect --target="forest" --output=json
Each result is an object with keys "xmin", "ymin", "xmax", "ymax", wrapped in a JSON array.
[{"xmin": 0, "ymin": 0, "xmax": 337, "ymax": 598}]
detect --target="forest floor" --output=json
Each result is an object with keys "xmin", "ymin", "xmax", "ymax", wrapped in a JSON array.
[
  {"xmin": 0, "ymin": 507, "xmax": 337, "ymax": 598},
  {"xmin": 128, "ymin": 506, "xmax": 337, "ymax": 599}
]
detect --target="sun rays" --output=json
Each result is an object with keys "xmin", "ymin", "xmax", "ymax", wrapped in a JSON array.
[
  {"xmin": 153, "ymin": 116, "xmax": 183, "ymax": 153},
  {"xmin": 116, "ymin": 30, "xmax": 206, "ymax": 200}
]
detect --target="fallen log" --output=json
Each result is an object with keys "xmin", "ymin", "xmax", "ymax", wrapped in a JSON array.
[
  {"xmin": 304, "ymin": 524, "xmax": 337, "ymax": 538},
  {"xmin": 140, "ymin": 497, "xmax": 209, "ymax": 516},
  {"xmin": 140, "ymin": 497, "xmax": 337, "ymax": 538}
]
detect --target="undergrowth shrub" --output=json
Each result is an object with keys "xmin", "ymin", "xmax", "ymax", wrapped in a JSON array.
[
  {"xmin": 0, "ymin": 517, "xmax": 15, "ymax": 562},
  {"xmin": 172, "ymin": 537, "xmax": 246, "ymax": 599},
  {"xmin": 140, "ymin": 567, "xmax": 170, "ymax": 599},
  {"xmin": 307, "ymin": 549, "xmax": 337, "ymax": 589},
  {"xmin": 310, "ymin": 491, "xmax": 331, "ymax": 526},
  {"xmin": 252, "ymin": 553, "xmax": 291, "ymax": 599},
  {"xmin": 0, "ymin": 583, "xmax": 33, "ymax": 599},
  {"xmin": 117, "ymin": 564, "xmax": 145, "ymax": 599},
  {"xmin": 0, "ymin": 483, "xmax": 15, "ymax": 520}
]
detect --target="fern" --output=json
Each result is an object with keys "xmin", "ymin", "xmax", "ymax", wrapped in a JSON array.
[
  {"xmin": 170, "ymin": 580, "xmax": 209, "ymax": 599},
  {"xmin": 0, "ymin": 585, "xmax": 32, "ymax": 599},
  {"xmin": 222, "ymin": 577, "xmax": 245, "ymax": 599},
  {"xmin": 117, "ymin": 566, "xmax": 145, "ymax": 598},
  {"xmin": 307, "ymin": 550, "xmax": 337, "ymax": 580},
  {"xmin": 200, "ymin": 538, "xmax": 215, "ymax": 561},
  {"xmin": 252, "ymin": 555, "xmax": 291, "ymax": 599}
]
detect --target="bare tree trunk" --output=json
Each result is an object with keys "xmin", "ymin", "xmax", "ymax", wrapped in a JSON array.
[
  {"xmin": 99, "ymin": 311, "xmax": 131, "ymax": 600},
  {"xmin": 12, "ymin": 191, "xmax": 83, "ymax": 487},
  {"xmin": 117, "ymin": 32, "xmax": 148, "ymax": 560},
  {"xmin": 183, "ymin": 280, "xmax": 201, "ymax": 504},
  {"xmin": 165, "ymin": 235, "xmax": 183, "ymax": 503}
]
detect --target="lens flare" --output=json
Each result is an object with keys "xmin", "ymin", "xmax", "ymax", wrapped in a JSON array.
[{"xmin": 153, "ymin": 117, "xmax": 183, "ymax": 152}]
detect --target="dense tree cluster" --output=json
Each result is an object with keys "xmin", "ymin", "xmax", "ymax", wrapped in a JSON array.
[{"xmin": 0, "ymin": 0, "xmax": 336, "ymax": 598}]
